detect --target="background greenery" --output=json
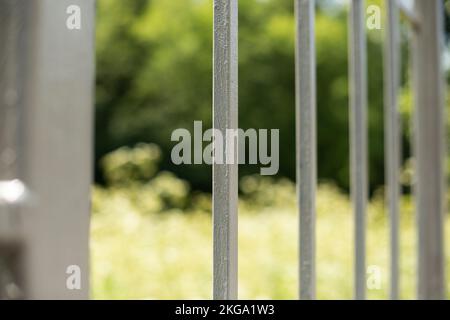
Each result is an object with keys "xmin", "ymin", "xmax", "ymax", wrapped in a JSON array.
[
  {"xmin": 96, "ymin": 0, "xmax": 450, "ymax": 193},
  {"xmin": 93, "ymin": 0, "xmax": 450, "ymax": 299}
]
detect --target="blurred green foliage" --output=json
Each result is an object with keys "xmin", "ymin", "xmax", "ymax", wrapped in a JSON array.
[
  {"xmin": 96, "ymin": 0, "xmax": 450, "ymax": 192},
  {"xmin": 102, "ymin": 143, "xmax": 161, "ymax": 185},
  {"xmin": 95, "ymin": 0, "xmax": 372, "ymax": 192},
  {"xmin": 99, "ymin": 143, "xmax": 191, "ymax": 211}
]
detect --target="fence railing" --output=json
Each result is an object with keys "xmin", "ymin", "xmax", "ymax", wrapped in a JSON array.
[
  {"xmin": 0, "ymin": 0, "xmax": 447, "ymax": 300},
  {"xmin": 213, "ymin": 0, "xmax": 447, "ymax": 300}
]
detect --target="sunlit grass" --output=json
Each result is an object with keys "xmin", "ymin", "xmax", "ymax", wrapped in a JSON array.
[{"xmin": 91, "ymin": 182, "xmax": 450, "ymax": 300}]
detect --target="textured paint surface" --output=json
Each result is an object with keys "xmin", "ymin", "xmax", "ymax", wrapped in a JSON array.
[
  {"xmin": 213, "ymin": 0, "xmax": 238, "ymax": 300},
  {"xmin": 295, "ymin": 0, "xmax": 316, "ymax": 300}
]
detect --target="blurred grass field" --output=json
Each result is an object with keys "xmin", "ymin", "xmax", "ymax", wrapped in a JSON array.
[{"xmin": 90, "ymin": 147, "xmax": 450, "ymax": 299}]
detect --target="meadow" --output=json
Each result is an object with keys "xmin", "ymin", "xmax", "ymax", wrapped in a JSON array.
[{"xmin": 90, "ymin": 145, "xmax": 450, "ymax": 299}]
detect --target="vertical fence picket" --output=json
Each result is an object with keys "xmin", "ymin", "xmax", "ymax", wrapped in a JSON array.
[
  {"xmin": 213, "ymin": 0, "xmax": 238, "ymax": 300},
  {"xmin": 348, "ymin": 0, "xmax": 368, "ymax": 300},
  {"xmin": 6, "ymin": 0, "xmax": 95, "ymax": 298},
  {"xmin": 384, "ymin": 0, "xmax": 401, "ymax": 300},
  {"xmin": 412, "ymin": 0, "xmax": 446, "ymax": 300},
  {"xmin": 295, "ymin": 0, "xmax": 317, "ymax": 300}
]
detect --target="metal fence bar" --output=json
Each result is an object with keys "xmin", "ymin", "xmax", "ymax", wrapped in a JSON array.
[
  {"xmin": 348, "ymin": 0, "xmax": 368, "ymax": 300},
  {"xmin": 213, "ymin": 0, "xmax": 238, "ymax": 300},
  {"xmin": 383, "ymin": 0, "xmax": 401, "ymax": 300},
  {"xmin": 411, "ymin": 0, "xmax": 446, "ymax": 300},
  {"xmin": 295, "ymin": 0, "xmax": 316, "ymax": 300}
]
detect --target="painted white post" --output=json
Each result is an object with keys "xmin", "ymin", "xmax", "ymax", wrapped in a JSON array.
[
  {"xmin": 16, "ymin": 0, "xmax": 94, "ymax": 299},
  {"xmin": 383, "ymin": 0, "xmax": 401, "ymax": 300},
  {"xmin": 295, "ymin": 0, "xmax": 316, "ymax": 300},
  {"xmin": 213, "ymin": 0, "xmax": 238, "ymax": 300},
  {"xmin": 348, "ymin": 0, "xmax": 368, "ymax": 300},
  {"xmin": 412, "ymin": 0, "xmax": 446, "ymax": 300}
]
